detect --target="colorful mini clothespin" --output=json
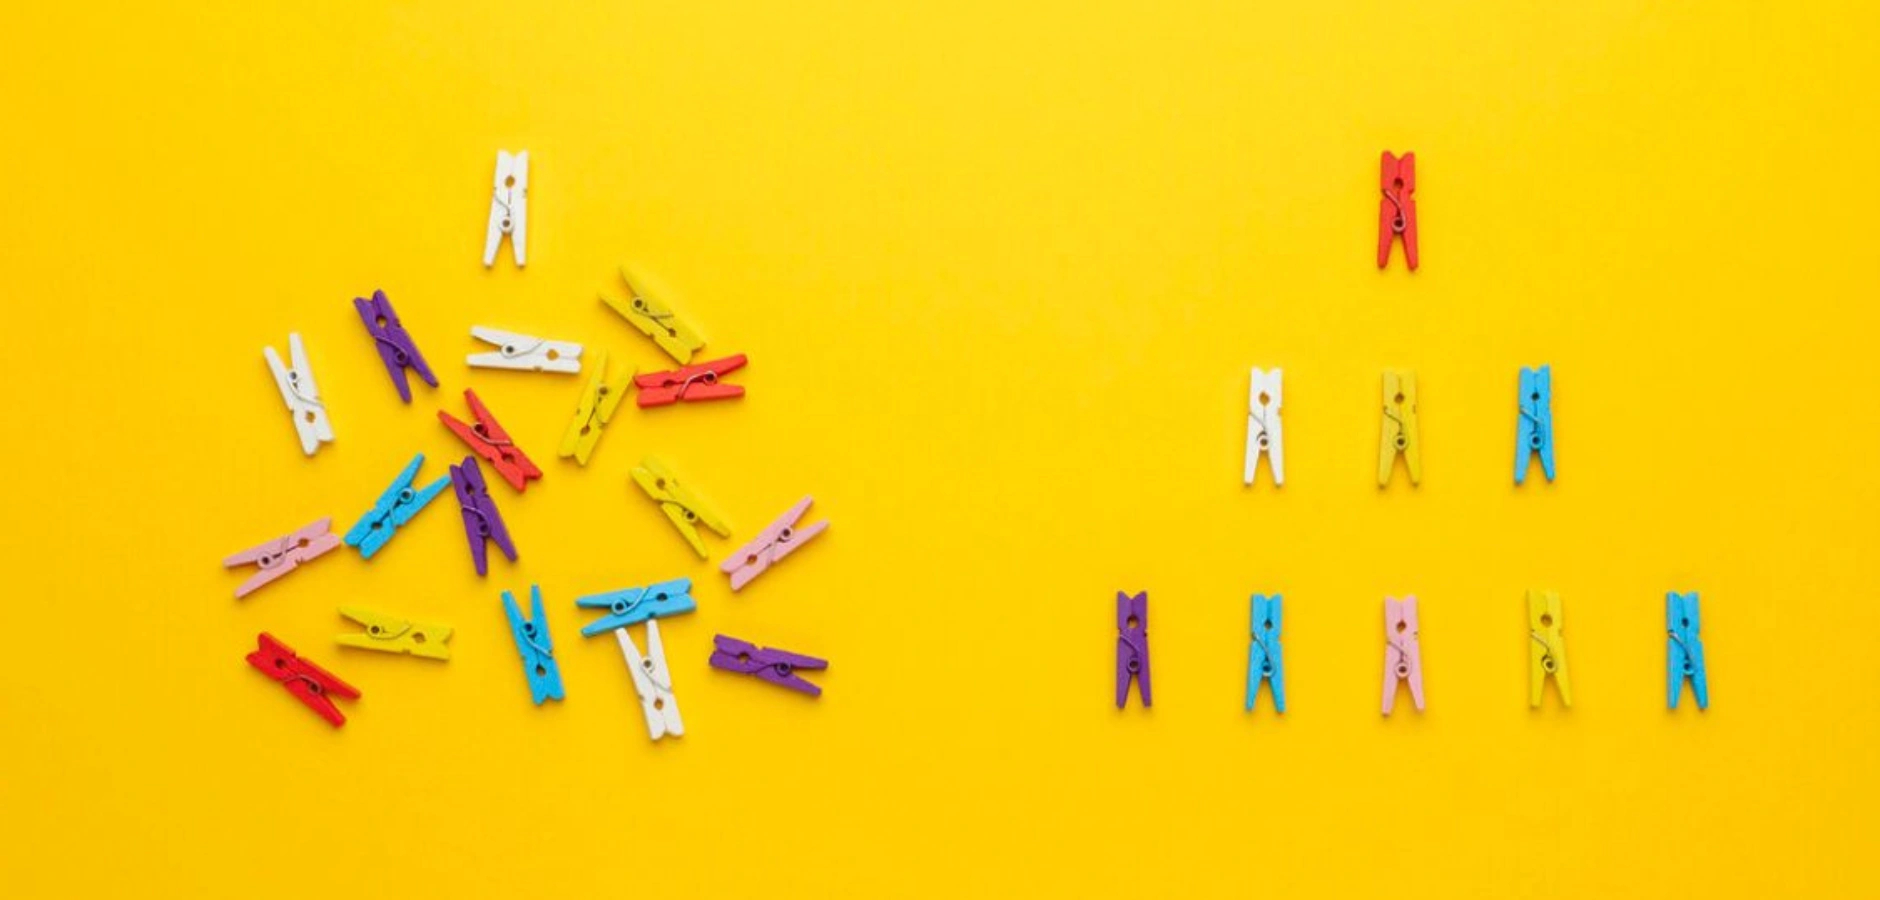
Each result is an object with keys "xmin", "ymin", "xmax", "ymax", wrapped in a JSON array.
[
  {"xmin": 263, "ymin": 333, "xmax": 334, "ymax": 456},
  {"xmin": 1382, "ymin": 596, "xmax": 1425, "ymax": 715},
  {"xmin": 483, "ymin": 150, "xmax": 528, "ymax": 267},
  {"xmin": 614, "ymin": 621, "xmax": 684, "ymax": 741},
  {"xmin": 246, "ymin": 632, "xmax": 359, "ymax": 727},
  {"xmin": 1378, "ymin": 151, "xmax": 1418, "ymax": 270},
  {"xmin": 353, "ymin": 290, "xmax": 437, "ymax": 403},
  {"xmin": 630, "ymin": 457, "xmax": 730, "ymax": 558},
  {"xmin": 1116, "ymin": 591, "xmax": 1151, "ymax": 709},
  {"xmin": 337, "ymin": 606, "xmax": 452, "ymax": 660},
  {"xmin": 721, "ymin": 496, "xmax": 828, "ymax": 591},
  {"xmin": 576, "ymin": 578, "xmax": 697, "ymax": 637},
  {"xmin": 635, "ymin": 354, "xmax": 748, "ymax": 408},
  {"xmin": 503, "ymin": 586, "xmax": 564, "ymax": 704},
  {"xmin": 1516, "ymin": 365, "xmax": 1556, "ymax": 484},
  {"xmin": 603, "ymin": 265, "xmax": 705, "ymax": 364},
  {"xmin": 223, "ymin": 518, "xmax": 342, "ymax": 599},
  {"xmin": 558, "ymin": 351, "xmax": 632, "ymax": 466},
  {"xmin": 1244, "ymin": 368, "xmax": 1284, "ymax": 486},
  {"xmin": 1246, "ymin": 594, "xmax": 1285, "ymax": 713},
  {"xmin": 1667, "ymin": 591, "xmax": 1709, "ymax": 710},
  {"xmin": 450, "ymin": 456, "xmax": 516, "ymax": 576},
  {"xmin": 1527, "ymin": 590, "xmax": 1570, "ymax": 708},
  {"xmin": 709, "ymin": 635, "xmax": 827, "ymax": 697},
  {"xmin": 1378, "ymin": 369, "xmax": 1422, "ymax": 486},
  {"xmin": 467, "ymin": 326, "xmax": 581, "ymax": 373},
  {"xmin": 343, "ymin": 453, "xmax": 449, "ymax": 559},
  {"xmin": 439, "ymin": 389, "xmax": 541, "ymax": 492}
]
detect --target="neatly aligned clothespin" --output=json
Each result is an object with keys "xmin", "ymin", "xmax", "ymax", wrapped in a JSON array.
[
  {"xmin": 630, "ymin": 457, "xmax": 730, "ymax": 558},
  {"xmin": 344, "ymin": 453, "xmax": 449, "ymax": 559},
  {"xmin": 1378, "ymin": 369, "xmax": 1422, "ymax": 486},
  {"xmin": 246, "ymin": 632, "xmax": 359, "ymax": 727},
  {"xmin": 1246, "ymin": 594, "xmax": 1285, "ymax": 713},
  {"xmin": 353, "ymin": 290, "xmax": 437, "ymax": 403},
  {"xmin": 223, "ymin": 518, "xmax": 342, "ymax": 599},
  {"xmin": 1244, "ymin": 368, "xmax": 1285, "ymax": 486},
  {"xmin": 635, "ymin": 354, "xmax": 747, "ymax": 408},
  {"xmin": 1378, "ymin": 151, "xmax": 1418, "ymax": 270},
  {"xmin": 1116, "ymin": 591, "xmax": 1151, "ymax": 709},
  {"xmin": 439, "ymin": 389, "xmax": 541, "ymax": 492},
  {"xmin": 558, "ymin": 351, "xmax": 632, "ymax": 466},
  {"xmin": 337, "ymin": 606, "xmax": 452, "ymax": 660},
  {"xmin": 483, "ymin": 150, "xmax": 528, "ymax": 268},
  {"xmin": 1527, "ymin": 590, "xmax": 1570, "ymax": 708},
  {"xmin": 467, "ymin": 326, "xmax": 581, "ymax": 373},
  {"xmin": 603, "ymin": 265, "xmax": 705, "ymax": 364},
  {"xmin": 576, "ymin": 578, "xmax": 697, "ymax": 636},
  {"xmin": 1516, "ymin": 365, "xmax": 1556, "ymax": 484},
  {"xmin": 503, "ymin": 586, "xmax": 564, "ymax": 704},
  {"xmin": 1667, "ymin": 591, "xmax": 1708, "ymax": 710},
  {"xmin": 450, "ymin": 456, "xmax": 516, "ymax": 576},
  {"xmin": 614, "ymin": 621, "xmax": 684, "ymax": 740},
  {"xmin": 709, "ymin": 635, "xmax": 827, "ymax": 697},
  {"xmin": 1382, "ymin": 596, "xmax": 1425, "ymax": 715},
  {"xmin": 721, "ymin": 496, "xmax": 828, "ymax": 591},
  {"xmin": 263, "ymin": 333, "xmax": 334, "ymax": 456}
]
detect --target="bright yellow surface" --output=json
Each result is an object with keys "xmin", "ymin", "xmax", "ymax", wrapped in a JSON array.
[{"xmin": 4, "ymin": 2, "xmax": 1877, "ymax": 897}]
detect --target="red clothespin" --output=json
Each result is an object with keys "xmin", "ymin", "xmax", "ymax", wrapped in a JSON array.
[
  {"xmin": 635, "ymin": 353, "xmax": 747, "ymax": 408},
  {"xmin": 246, "ymin": 633, "xmax": 360, "ymax": 727},
  {"xmin": 1378, "ymin": 151, "xmax": 1418, "ymax": 271},
  {"xmin": 438, "ymin": 389, "xmax": 541, "ymax": 492}
]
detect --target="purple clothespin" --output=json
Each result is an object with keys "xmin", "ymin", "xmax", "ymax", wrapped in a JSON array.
[
  {"xmin": 353, "ymin": 289, "xmax": 437, "ymax": 403},
  {"xmin": 708, "ymin": 635, "xmax": 826, "ymax": 697},
  {"xmin": 1116, "ymin": 591, "xmax": 1151, "ymax": 708},
  {"xmin": 449, "ymin": 456, "xmax": 515, "ymax": 576}
]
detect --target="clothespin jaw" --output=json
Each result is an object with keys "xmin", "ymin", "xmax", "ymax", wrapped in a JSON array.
[
  {"xmin": 618, "ymin": 621, "xmax": 684, "ymax": 741},
  {"xmin": 720, "ymin": 496, "xmax": 829, "ymax": 591},
  {"xmin": 353, "ymin": 290, "xmax": 437, "ymax": 403},
  {"xmin": 1667, "ymin": 592, "xmax": 1709, "ymax": 710},
  {"xmin": 630, "ymin": 457, "xmax": 731, "ymax": 558},
  {"xmin": 246, "ymin": 632, "xmax": 360, "ymax": 727},
  {"xmin": 708, "ymin": 634, "xmax": 827, "ymax": 697},
  {"xmin": 634, "ymin": 354, "xmax": 749, "ymax": 408},
  {"xmin": 343, "ymin": 453, "xmax": 450, "ymax": 560},
  {"xmin": 1244, "ymin": 368, "xmax": 1285, "ymax": 486},
  {"xmin": 1516, "ymin": 366, "xmax": 1556, "ymax": 485},
  {"xmin": 263, "ymin": 333, "xmax": 334, "ymax": 456},
  {"xmin": 1378, "ymin": 370, "xmax": 1422, "ymax": 487},
  {"xmin": 1246, "ymin": 594, "xmax": 1285, "ymax": 713},
  {"xmin": 1378, "ymin": 151, "xmax": 1418, "ymax": 270},
  {"xmin": 222, "ymin": 518, "xmax": 342, "ymax": 599},
  {"xmin": 337, "ymin": 607, "xmax": 453, "ymax": 660},
  {"xmin": 576, "ymin": 578, "xmax": 697, "ymax": 636},
  {"xmin": 1527, "ymin": 590, "xmax": 1571, "ymax": 708},
  {"xmin": 503, "ymin": 586, "xmax": 564, "ymax": 705},
  {"xmin": 1115, "ymin": 591, "xmax": 1151, "ymax": 709},
  {"xmin": 1382, "ymin": 596, "xmax": 1425, "ymax": 715},
  {"xmin": 558, "ymin": 351, "xmax": 633, "ymax": 466},
  {"xmin": 602, "ymin": 265, "xmax": 705, "ymax": 364},
  {"xmin": 439, "ymin": 389, "xmax": 542, "ymax": 492},
  {"xmin": 450, "ymin": 456, "xmax": 517, "ymax": 576},
  {"xmin": 483, "ymin": 150, "xmax": 528, "ymax": 267}
]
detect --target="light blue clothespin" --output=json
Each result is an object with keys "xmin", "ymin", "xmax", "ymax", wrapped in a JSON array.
[
  {"xmin": 503, "ymin": 586, "xmax": 564, "ymax": 705},
  {"xmin": 1667, "ymin": 591, "xmax": 1708, "ymax": 710},
  {"xmin": 344, "ymin": 453, "xmax": 450, "ymax": 559},
  {"xmin": 575, "ymin": 578, "xmax": 696, "ymax": 637},
  {"xmin": 1246, "ymin": 594, "xmax": 1285, "ymax": 713},
  {"xmin": 1516, "ymin": 366, "xmax": 1555, "ymax": 484}
]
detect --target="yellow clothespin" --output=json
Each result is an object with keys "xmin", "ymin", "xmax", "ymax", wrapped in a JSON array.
[
  {"xmin": 1527, "ymin": 590, "xmax": 1570, "ymax": 708},
  {"xmin": 1378, "ymin": 369, "xmax": 1422, "ymax": 486},
  {"xmin": 559, "ymin": 351, "xmax": 633, "ymax": 466},
  {"xmin": 630, "ymin": 456, "xmax": 731, "ymax": 558},
  {"xmin": 337, "ymin": 606, "xmax": 452, "ymax": 660},
  {"xmin": 602, "ymin": 264, "xmax": 705, "ymax": 364}
]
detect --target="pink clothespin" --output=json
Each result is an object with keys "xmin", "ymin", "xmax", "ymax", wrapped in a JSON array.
[
  {"xmin": 222, "ymin": 518, "xmax": 342, "ymax": 599},
  {"xmin": 720, "ymin": 496, "xmax": 829, "ymax": 591},
  {"xmin": 1382, "ymin": 596, "xmax": 1425, "ymax": 715}
]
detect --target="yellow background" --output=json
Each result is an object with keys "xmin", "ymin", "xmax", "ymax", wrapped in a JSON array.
[{"xmin": 4, "ymin": 2, "xmax": 1877, "ymax": 897}]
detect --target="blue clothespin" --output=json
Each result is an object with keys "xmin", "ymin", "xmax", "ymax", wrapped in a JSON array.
[
  {"xmin": 1667, "ymin": 591, "xmax": 1708, "ymax": 710},
  {"xmin": 575, "ymin": 578, "xmax": 696, "ymax": 637},
  {"xmin": 344, "ymin": 453, "xmax": 450, "ymax": 559},
  {"xmin": 1516, "ymin": 365, "xmax": 1556, "ymax": 484},
  {"xmin": 503, "ymin": 586, "xmax": 565, "ymax": 705},
  {"xmin": 1246, "ymin": 594, "xmax": 1285, "ymax": 713}
]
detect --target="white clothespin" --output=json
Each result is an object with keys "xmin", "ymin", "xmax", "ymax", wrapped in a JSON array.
[
  {"xmin": 1244, "ymin": 368, "xmax": 1284, "ymax": 486},
  {"xmin": 467, "ymin": 326, "xmax": 582, "ymax": 373},
  {"xmin": 483, "ymin": 150, "xmax": 528, "ymax": 267},
  {"xmin": 264, "ymin": 333, "xmax": 334, "ymax": 456},
  {"xmin": 617, "ymin": 621, "xmax": 684, "ymax": 741}
]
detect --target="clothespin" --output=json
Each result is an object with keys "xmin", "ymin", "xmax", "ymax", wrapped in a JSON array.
[
  {"xmin": 450, "ymin": 456, "xmax": 516, "ymax": 576},
  {"xmin": 576, "ymin": 578, "xmax": 697, "ymax": 637},
  {"xmin": 1516, "ymin": 365, "xmax": 1556, "ymax": 484},
  {"xmin": 1378, "ymin": 369, "xmax": 1422, "ymax": 486},
  {"xmin": 630, "ymin": 457, "xmax": 730, "ymax": 558},
  {"xmin": 337, "ymin": 606, "xmax": 452, "ymax": 660},
  {"xmin": 467, "ymin": 326, "xmax": 581, "ymax": 373},
  {"xmin": 263, "ymin": 333, "xmax": 334, "ymax": 456},
  {"xmin": 1244, "ymin": 368, "xmax": 1284, "ymax": 486},
  {"xmin": 558, "ymin": 351, "xmax": 632, "ymax": 466},
  {"xmin": 635, "ymin": 354, "xmax": 748, "ymax": 408},
  {"xmin": 1667, "ymin": 591, "xmax": 1709, "ymax": 710},
  {"xmin": 602, "ymin": 265, "xmax": 705, "ymax": 364},
  {"xmin": 1382, "ymin": 596, "xmax": 1425, "ymax": 715},
  {"xmin": 1378, "ymin": 151, "xmax": 1418, "ymax": 270},
  {"xmin": 1527, "ymin": 590, "xmax": 1570, "ymax": 708},
  {"xmin": 503, "ymin": 586, "xmax": 564, "ymax": 704},
  {"xmin": 1246, "ymin": 594, "xmax": 1285, "ymax": 713},
  {"xmin": 1115, "ymin": 591, "xmax": 1151, "ymax": 709},
  {"xmin": 614, "ymin": 621, "xmax": 684, "ymax": 741},
  {"xmin": 343, "ymin": 453, "xmax": 449, "ymax": 559},
  {"xmin": 709, "ymin": 635, "xmax": 827, "ymax": 697},
  {"xmin": 246, "ymin": 633, "xmax": 359, "ymax": 727},
  {"xmin": 720, "ymin": 496, "xmax": 828, "ymax": 591},
  {"xmin": 439, "ymin": 389, "xmax": 542, "ymax": 492},
  {"xmin": 483, "ymin": 150, "xmax": 528, "ymax": 267},
  {"xmin": 223, "ymin": 518, "xmax": 341, "ymax": 599},
  {"xmin": 353, "ymin": 290, "xmax": 437, "ymax": 403}
]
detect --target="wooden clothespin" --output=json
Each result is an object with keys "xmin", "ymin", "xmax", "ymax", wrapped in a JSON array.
[
  {"xmin": 1378, "ymin": 151, "xmax": 1418, "ymax": 270},
  {"xmin": 1382, "ymin": 596, "xmax": 1425, "ymax": 715},
  {"xmin": 1527, "ymin": 590, "xmax": 1570, "ymax": 708},
  {"xmin": 1378, "ymin": 370, "xmax": 1422, "ymax": 487}
]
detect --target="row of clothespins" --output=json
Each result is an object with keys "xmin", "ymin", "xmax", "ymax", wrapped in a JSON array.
[{"xmin": 1115, "ymin": 590, "xmax": 1711, "ymax": 713}]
